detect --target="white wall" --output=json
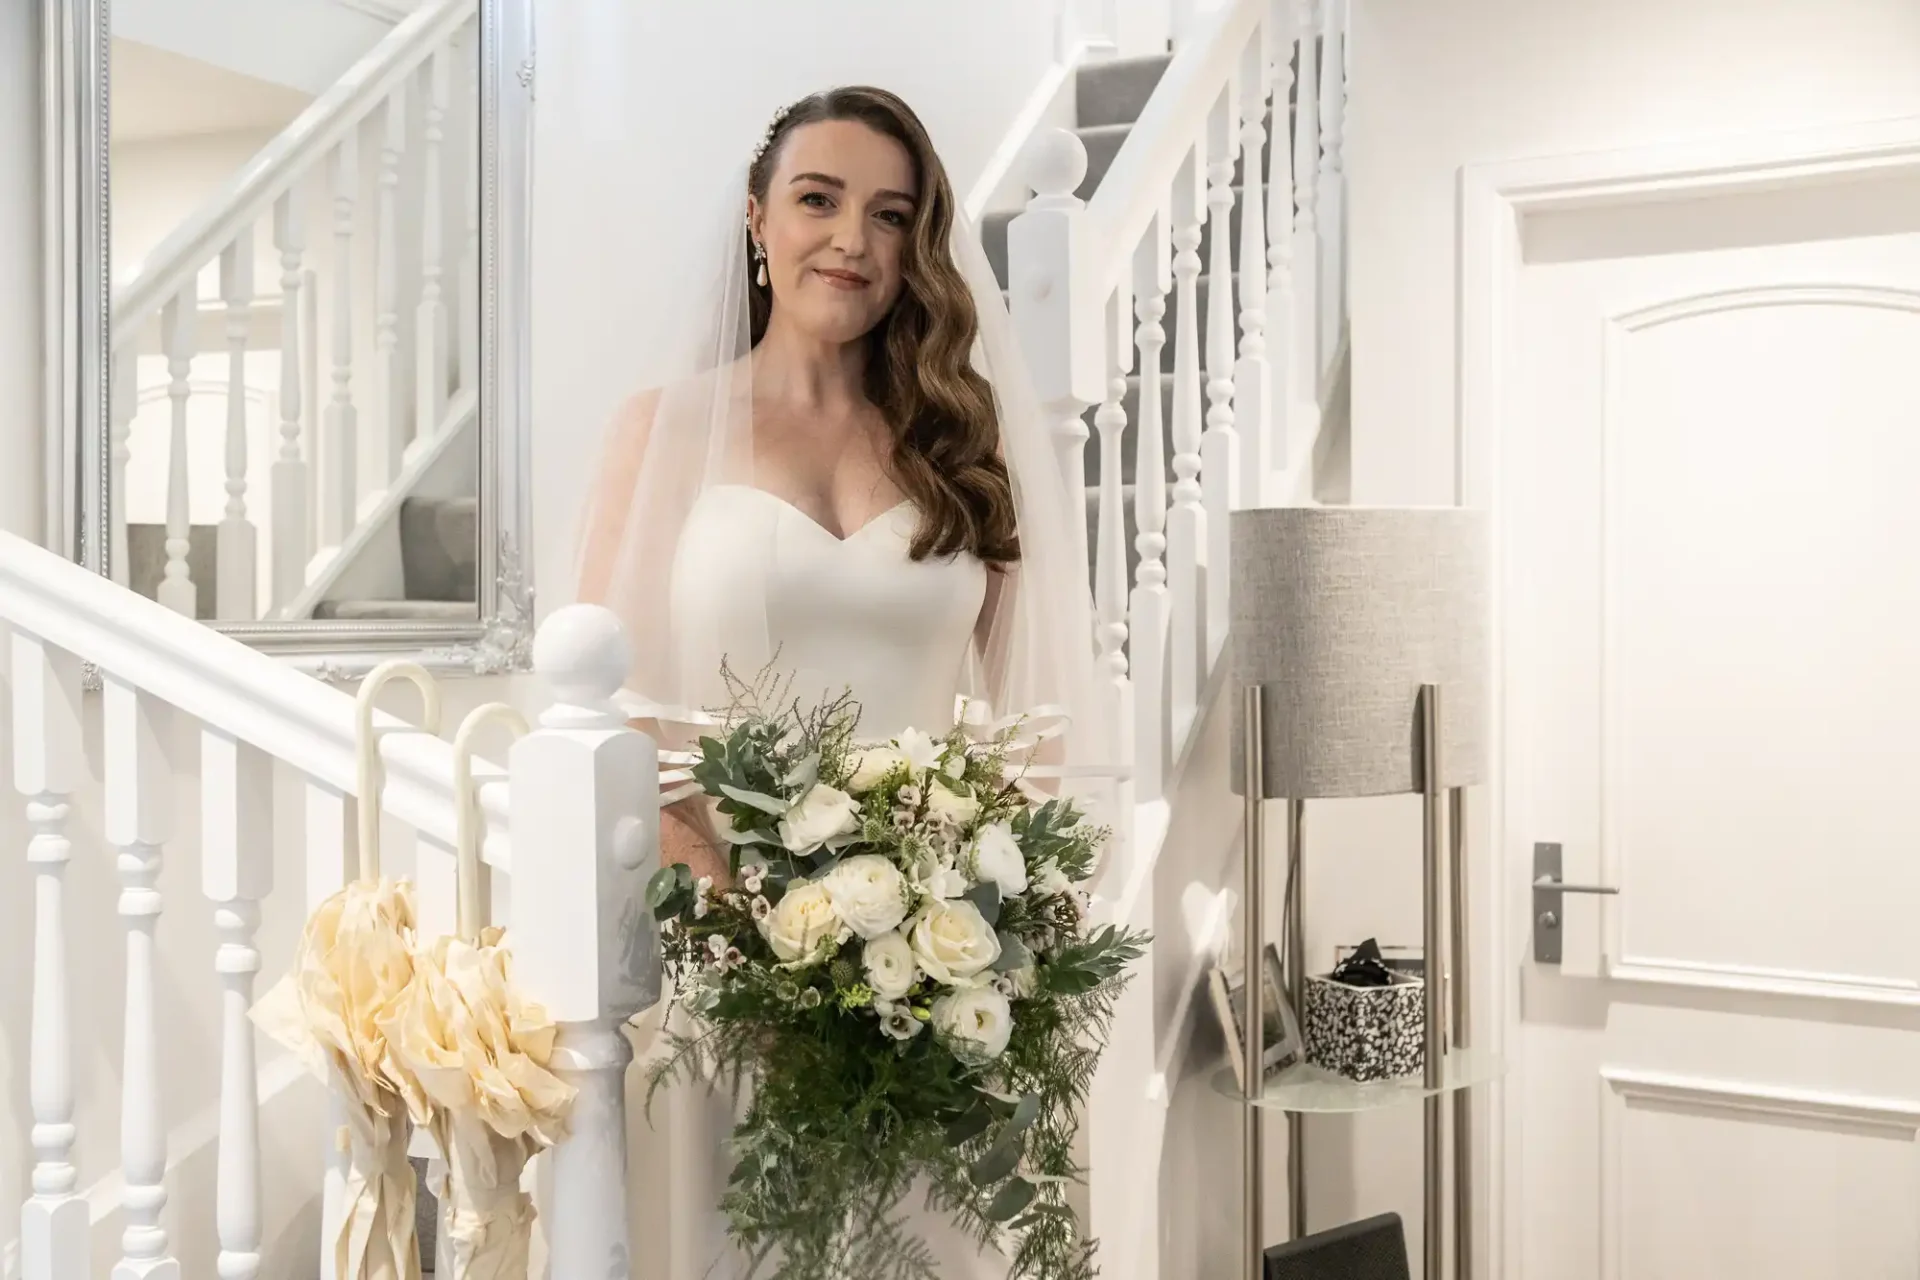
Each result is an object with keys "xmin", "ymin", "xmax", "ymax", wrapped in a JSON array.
[
  {"xmin": 530, "ymin": 0, "xmax": 1067, "ymax": 614},
  {"xmin": 0, "ymin": 2, "xmax": 41, "ymax": 544},
  {"xmin": 1346, "ymin": 0, "xmax": 1920, "ymax": 506}
]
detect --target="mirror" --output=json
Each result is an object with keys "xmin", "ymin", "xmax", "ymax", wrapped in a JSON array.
[{"xmin": 44, "ymin": 0, "xmax": 532, "ymax": 679}]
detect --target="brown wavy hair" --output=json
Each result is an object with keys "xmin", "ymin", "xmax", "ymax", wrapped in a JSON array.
[{"xmin": 747, "ymin": 86, "xmax": 1019, "ymax": 567}]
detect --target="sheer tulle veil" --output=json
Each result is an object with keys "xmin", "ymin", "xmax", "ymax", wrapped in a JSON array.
[{"xmin": 570, "ymin": 114, "xmax": 1114, "ymax": 785}]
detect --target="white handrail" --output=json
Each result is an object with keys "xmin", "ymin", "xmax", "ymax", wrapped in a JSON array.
[
  {"xmin": 1083, "ymin": 0, "xmax": 1265, "ymax": 298},
  {"xmin": 0, "ymin": 530, "xmax": 510, "ymax": 864},
  {"xmin": 111, "ymin": 0, "xmax": 478, "ymax": 348}
]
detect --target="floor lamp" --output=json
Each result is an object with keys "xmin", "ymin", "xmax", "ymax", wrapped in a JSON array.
[{"xmin": 1228, "ymin": 506, "xmax": 1490, "ymax": 1280}]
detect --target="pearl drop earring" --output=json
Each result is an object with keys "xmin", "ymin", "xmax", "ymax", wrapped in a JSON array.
[{"xmin": 755, "ymin": 243, "xmax": 769, "ymax": 288}]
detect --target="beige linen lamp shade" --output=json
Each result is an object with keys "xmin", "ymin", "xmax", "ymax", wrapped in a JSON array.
[{"xmin": 1229, "ymin": 506, "xmax": 1490, "ymax": 800}]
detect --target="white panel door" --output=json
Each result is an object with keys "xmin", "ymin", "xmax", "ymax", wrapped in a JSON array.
[{"xmin": 1507, "ymin": 198, "xmax": 1920, "ymax": 1279}]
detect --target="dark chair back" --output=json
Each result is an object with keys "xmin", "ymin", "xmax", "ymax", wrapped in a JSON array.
[{"xmin": 1263, "ymin": 1213, "xmax": 1410, "ymax": 1280}]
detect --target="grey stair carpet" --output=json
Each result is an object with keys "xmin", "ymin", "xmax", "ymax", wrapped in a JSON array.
[
  {"xmin": 312, "ymin": 598, "xmax": 479, "ymax": 622},
  {"xmin": 316, "ymin": 494, "xmax": 479, "ymax": 622}
]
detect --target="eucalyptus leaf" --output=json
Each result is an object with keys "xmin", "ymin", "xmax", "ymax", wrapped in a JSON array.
[
  {"xmin": 783, "ymin": 751, "xmax": 821, "ymax": 791},
  {"xmin": 964, "ymin": 882, "xmax": 1001, "ymax": 927},
  {"xmin": 969, "ymin": 1139, "xmax": 1022, "ymax": 1187},
  {"xmin": 990, "ymin": 933, "xmax": 1033, "ymax": 973},
  {"xmin": 719, "ymin": 783, "xmax": 792, "ymax": 816},
  {"xmin": 674, "ymin": 862, "xmax": 694, "ymax": 888},
  {"xmin": 943, "ymin": 1106, "xmax": 993, "ymax": 1147},
  {"xmin": 984, "ymin": 1177, "xmax": 1036, "ymax": 1222},
  {"xmin": 645, "ymin": 867, "xmax": 681, "ymax": 914},
  {"xmin": 1003, "ymin": 1093, "xmax": 1042, "ymax": 1140},
  {"xmin": 719, "ymin": 825, "xmax": 774, "ymax": 846}
]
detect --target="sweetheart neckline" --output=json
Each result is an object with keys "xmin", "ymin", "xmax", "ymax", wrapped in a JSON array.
[{"xmin": 707, "ymin": 483, "xmax": 913, "ymax": 545}]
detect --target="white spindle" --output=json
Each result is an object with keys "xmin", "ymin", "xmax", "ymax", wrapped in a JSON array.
[
  {"xmin": 105, "ymin": 678, "xmax": 180, "ymax": 1280},
  {"xmin": 303, "ymin": 779, "xmax": 356, "ymax": 1278},
  {"xmin": 112, "ymin": 349, "xmax": 137, "ymax": 588},
  {"xmin": 1202, "ymin": 92, "xmax": 1241, "ymax": 664},
  {"xmin": 1265, "ymin": 0, "xmax": 1300, "ymax": 470},
  {"xmin": 459, "ymin": 33, "xmax": 481, "ymax": 398},
  {"xmin": 159, "ymin": 288, "xmax": 197, "ymax": 618},
  {"xmin": 1093, "ymin": 327, "xmax": 1130, "ymax": 708},
  {"xmin": 375, "ymin": 86, "xmax": 409, "ymax": 483},
  {"xmin": 201, "ymin": 730, "xmax": 273, "ymax": 1280},
  {"xmin": 272, "ymin": 191, "xmax": 310, "ymax": 612},
  {"xmin": 513, "ymin": 607, "xmax": 659, "ymax": 1280},
  {"xmin": 217, "ymin": 239, "xmax": 258, "ymax": 621},
  {"xmin": 1291, "ymin": 0, "xmax": 1322, "ymax": 401},
  {"xmin": 1130, "ymin": 220, "xmax": 1172, "ymax": 802},
  {"xmin": 1167, "ymin": 146, "xmax": 1207, "ymax": 739},
  {"xmin": 417, "ymin": 48, "xmax": 452, "ymax": 438},
  {"xmin": 1235, "ymin": 35, "xmax": 1274, "ymax": 503},
  {"xmin": 1317, "ymin": 0, "xmax": 1346, "ymax": 368},
  {"xmin": 302, "ymin": 267, "xmax": 321, "ymax": 556},
  {"xmin": 323, "ymin": 134, "xmax": 359, "ymax": 549},
  {"xmin": 13, "ymin": 633, "xmax": 88, "ymax": 1280}
]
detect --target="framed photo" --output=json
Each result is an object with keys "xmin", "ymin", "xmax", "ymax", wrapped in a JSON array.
[{"xmin": 1209, "ymin": 943, "xmax": 1304, "ymax": 1090}]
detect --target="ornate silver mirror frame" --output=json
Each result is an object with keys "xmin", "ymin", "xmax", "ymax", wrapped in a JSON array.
[{"xmin": 43, "ymin": 0, "xmax": 534, "ymax": 681}]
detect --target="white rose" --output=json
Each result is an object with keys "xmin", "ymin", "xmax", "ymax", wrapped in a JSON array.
[
  {"xmin": 925, "ymin": 783, "xmax": 980, "ymax": 829},
  {"xmin": 862, "ymin": 931, "xmax": 919, "ymax": 1000},
  {"xmin": 758, "ymin": 880, "xmax": 848, "ymax": 963},
  {"xmin": 895, "ymin": 728, "xmax": 943, "ymax": 776},
  {"xmin": 846, "ymin": 746, "xmax": 907, "ymax": 794},
  {"xmin": 908, "ymin": 900, "xmax": 1002, "ymax": 987},
  {"xmin": 966, "ymin": 822, "xmax": 1028, "ymax": 896},
  {"xmin": 822, "ymin": 855, "xmax": 910, "ymax": 940},
  {"xmin": 1033, "ymin": 859, "xmax": 1072, "ymax": 897},
  {"xmin": 778, "ymin": 783, "xmax": 861, "ymax": 853},
  {"xmin": 932, "ymin": 986, "xmax": 1014, "ymax": 1062}
]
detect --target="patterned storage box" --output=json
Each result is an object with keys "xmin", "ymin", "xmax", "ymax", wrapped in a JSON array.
[{"xmin": 1302, "ymin": 972, "xmax": 1424, "ymax": 1082}]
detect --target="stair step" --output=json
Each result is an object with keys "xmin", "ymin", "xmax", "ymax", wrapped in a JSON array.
[
  {"xmin": 312, "ymin": 599, "xmax": 480, "ymax": 622},
  {"xmin": 1075, "ymin": 54, "xmax": 1174, "ymax": 129},
  {"xmin": 399, "ymin": 495, "xmax": 478, "ymax": 603}
]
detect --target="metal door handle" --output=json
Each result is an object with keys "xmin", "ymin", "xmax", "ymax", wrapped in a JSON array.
[{"xmin": 1532, "ymin": 842, "xmax": 1619, "ymax": 963}]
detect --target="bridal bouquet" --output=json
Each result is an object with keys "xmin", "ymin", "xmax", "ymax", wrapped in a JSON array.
[{"xmin": 645, "ymin": 672, "xmax": 1147, "ymax": 1280}]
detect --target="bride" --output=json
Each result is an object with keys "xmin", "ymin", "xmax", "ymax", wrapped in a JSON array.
[{"xmin": 574, "ymin": 85, "xmax": 1112, "ymax": 1279}]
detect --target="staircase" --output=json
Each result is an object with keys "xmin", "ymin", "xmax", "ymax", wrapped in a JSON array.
[{"xmin": 3, "ymin": 0, "xmax": 1352, "ymax": 1275}]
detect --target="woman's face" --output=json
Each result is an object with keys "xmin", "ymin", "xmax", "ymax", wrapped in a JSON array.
[{"xmin": 750, "ymin": 119, "xmax": 919, "ymax": 346}]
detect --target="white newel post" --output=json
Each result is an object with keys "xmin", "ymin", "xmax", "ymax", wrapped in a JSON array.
[
  {"xmin": 1129, "ymin": 217, "xmax": 1172, "ymax": 803},
  {"xmin": 1167, "ymin": 144, "xmax": 1207, "ymax": 742},
  {"xmin": 218, "ymin": 239, "xmax": 258, "ymax": 621},
  {"xmin": 1202, "ymin": 89, "xmax": 1241, "ymax": 668},
  {"xmin": 1265, "ymin": 0, "xmax": 1300, "ymax": 470},
  {"xmin": 1235, "ymin": 32, "xmax": 1274, "ymax": 504},
  {"xmin": 13, "ymin": 633, "xmax": 88, "ymax": 1280},
  {"xmin": 202, "ymin": 730, "xmax": 274, "ymax": 1280},
  {"xmin": 512, "ymin": 604, "xmax": 658, "ymax": 1280},
  {"xmin": 105, "ymin": 678, "xmax": 182, "ymax": 1280},
  {"xmin": 1010, "ymin": 129, "xmax": 1102, "ymax": 585}
]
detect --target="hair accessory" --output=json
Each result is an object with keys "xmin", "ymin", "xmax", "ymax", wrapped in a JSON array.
[{"xmin": 750, "ymin": 101, "xmax": 795, "ymax": 168}]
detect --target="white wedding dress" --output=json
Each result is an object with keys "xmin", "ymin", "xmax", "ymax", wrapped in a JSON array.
[{"xmin": 628, "ymin": 483, "xmax": 1011, "ymax": 1280}]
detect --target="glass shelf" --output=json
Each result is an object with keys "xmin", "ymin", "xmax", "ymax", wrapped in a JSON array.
[{"xmin": 1212, "ymin": 1047, "xmax": 1506, "ymax": 1114}]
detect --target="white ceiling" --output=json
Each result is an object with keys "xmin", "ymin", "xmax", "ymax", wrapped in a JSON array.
[{"xmin": 111, "ymin": 38, "xmax": 314, "ymax": 144}]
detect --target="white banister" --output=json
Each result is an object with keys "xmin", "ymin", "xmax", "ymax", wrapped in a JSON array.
[
  {"xmin": 513, "ymin": 605, "xmax": 658, "ymax": 1280},
  {"xmin": 201, "ymin": 729, "xmax": 273, "ymax": 1280},
  {"xmin": 323, "ymin": 133, "xmax": 360, "ymax": 548},
  {"xmin": 272, "ymin": 191, "xmax": 310, "ymax": 612},
  {"xmin": 1265, "ymin": 0, "xmax": 1300, "ymax": 470},
  {"xmin": 159, "ymin": 288, "xmax": 197, "ymax": 618},
  {"xmin": 13, "ymin": 632, "xmax": 88, "ymax": 1280},
  {"xmin": 1129, "ymin": 218, "xmax": 1172, "ymax": 802},
  {"xmin": 105, "ymin": 677, "xmax": 180, "ymax": 1280},
  {"xmin": 1234, "ymin": 36, "xmax": 1274, "ymax": 503},
  {"xmin": 1291, "ymin": 0, "xmax": 1322, "ymax": 396},
  {"xmin": 218, "ymin": 239, "xmax": 258, "ymax": 621},
  {"xmin": 1202, "ymin": 89, "xmax": 1241, "ymax": 664},
  {"xmin": 375, "ymin": 86, "xmax": 408, "ymax": 484},
  {"xmin": 417, "ymin": 46, "xmax": 452, "ymax": 437},
  {"xmin": 1167, "ymin": 146, "xmax": 1207, "ymax": 741},
  {"xmin": 1317, "ymin": 0, "xmax": 1346, "ymax": 369}
]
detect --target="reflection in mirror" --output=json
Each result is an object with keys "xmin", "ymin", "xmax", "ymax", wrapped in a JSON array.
[{"xmin": 107, "ymin": 1, "xmax": 483, "ymax": 630}]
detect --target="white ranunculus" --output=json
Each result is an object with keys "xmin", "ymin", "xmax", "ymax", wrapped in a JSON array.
[
  {"xmin": 759, "ymin": 880, "xmax": 849, "ymax": 964},
  {"xmin": 822, "ymin": 855, "xmax": 910, "ymax": 940},
  {"xmin": 895, "ymin": 728, "xmax": 943, "ymax": 776},
  {"xmin": 862, "ymin": 931, "xmax": 918, "ymax": 1000},
  {"xmin": 932, "ymin": 986, "xmax": 1014, "ymax": 1062},
  {"xmin": 778, "ymin": 783, "xmax": 861, "ymax": 853},
  {"xmin": 846, "ymin": 746, "xmax": 908, "ymax": 794},
  {"xmin": 925, "ymin": 783, "xmax": 980, "ymax": 829},
  {"xmin": 967, "ymin": 822, "xmax": 1028, "ymax": 896},
  {"xmin": 1033, "ymin": 859, "xmax": 1072, "ymax": 898},
  {"xmin": 908, "ymin": 900, "xmax": 1002, "ymax": 987}
]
